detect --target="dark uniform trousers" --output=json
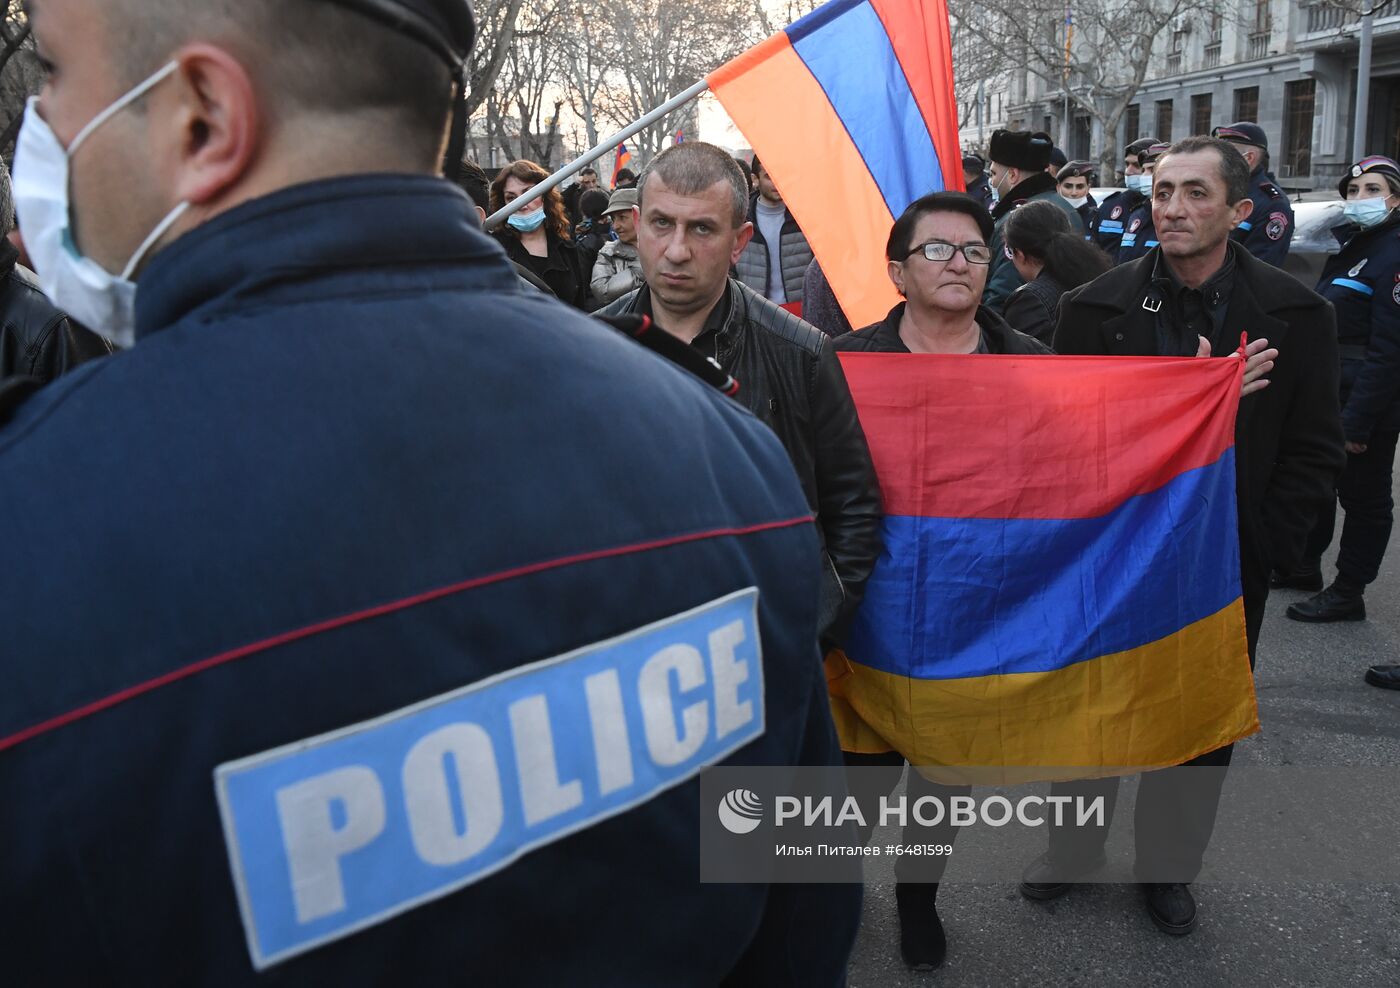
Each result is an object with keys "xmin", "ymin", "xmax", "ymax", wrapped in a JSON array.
[{"xmin": 1304, "ymin": 430, "xmax": 1400, "ymax": 585}]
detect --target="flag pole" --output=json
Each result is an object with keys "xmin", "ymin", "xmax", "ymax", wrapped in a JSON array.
[{"xmin": 482, "ymin": 79, "xmax": 712, "ymax": 230}]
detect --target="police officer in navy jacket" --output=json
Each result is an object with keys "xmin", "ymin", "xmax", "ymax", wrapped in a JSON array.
[
  {"xmin": 1283, "ymin": 158, "xmax": 1400, "ymax": 673},
  {"xmin": 0, "ymin": 1, "xmax": 860, "ymax": 984},
  {"xmin": 1089, "ymin": 138, "xmax": 1159, "ymax": 256},
  {"xmin": 1116, "ymin": 143, "xmax": 1171, "ymax": 264},
  {"xmin": 1212, "ymin": 122, "xmax": 1295, "ymax": 267}
]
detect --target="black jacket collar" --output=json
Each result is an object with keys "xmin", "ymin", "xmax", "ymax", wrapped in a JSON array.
[
  {"xmin": 1073, "ymin": 242, "xmax": 1317, "ymax": 356},
  {"xmin": 991, "ymin": 171, "xmax": 1059, "ymax": 221},
  {"xmin": 847, "ymin": 301, "xmax": 1050, "ymax": 355}
]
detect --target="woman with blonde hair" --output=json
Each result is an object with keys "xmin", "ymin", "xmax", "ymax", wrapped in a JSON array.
[{"xmin": 489, "ymin": 160, "xmax": 588, "ymax": 308}]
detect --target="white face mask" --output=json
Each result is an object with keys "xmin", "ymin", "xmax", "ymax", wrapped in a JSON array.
[
  {"xmin": 12, "ymin": 61, "xmax": 191, "ymax": 349},
  {"xmin": 1125, "ymin": 173, "xmax": 1153, "ymax": 196},
  {"xmin": 1343, "ymin": 196, "xmax": 1394, "ymax": 230},
  {"xmin": 1062, "ymin": 195, "xmax": 1087, "ymax": 210}
]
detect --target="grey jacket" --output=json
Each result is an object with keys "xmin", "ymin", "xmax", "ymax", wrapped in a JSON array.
[
  {"xmin": 589, "ymin": 240, "xmax": 644, "ymax": 306},
  {"xmin": 735, "ymin": 197, "xmax": 813, "ymax": 304}
]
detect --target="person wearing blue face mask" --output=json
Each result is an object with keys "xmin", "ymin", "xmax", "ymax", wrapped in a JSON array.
[
  {"xmin": 489, "ymin": 159, "xmax": 589, "ymax": 309},
  {"xmin": 1281, "ymin": 157, "xmax": 1400, "ymax": 660},
  {"xmin": 1088, "ymin": 138, "xmax": 1159, "ymax": 256}
]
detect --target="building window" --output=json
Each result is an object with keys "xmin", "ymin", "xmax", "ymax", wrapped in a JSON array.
[
  {"xmin": 1124, "ymin": 103, "xmax": 1141, "ymax": 142},
  {"xmin": 1191, "ymin": 93, "xmax": 1213, "ymax": 136},
  {"xmin": 1281, "ymin": 78, "xmax": 1316, "ymax": 178},
  {"xmin": 1234, "ymin": 87, "xmax": 1260, "ymax": 122},
  {"xmin": 1155, "ymin": 99, "xmax": 1174, "ymax": 141},
  {"xmin": 1204, "ymin": 14, "xmax": 1223, "ymax": 68},
  {"xmin": 1249, "ymin": 0, "xmax": 1272, "ymax": 58}
]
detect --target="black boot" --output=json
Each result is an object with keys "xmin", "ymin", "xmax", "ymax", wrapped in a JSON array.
[
  {"xmin": 1286, "ymin": 580, "xmax": 1366, "ymax": 623},
  {"xmin": 1365, "ymin": 664, "xmax": 1400, "ymax": 691},
  {"xmin": 1143, "ymin": 883, "xmax": 1197, "ymax": 935},
  {"xmin": 1269, "ymin": 565, "xmax": 1322, "ymax": 591},
  {"xmin": 895, "ymin": 882, "xmax": 946, "ymax": 971}
]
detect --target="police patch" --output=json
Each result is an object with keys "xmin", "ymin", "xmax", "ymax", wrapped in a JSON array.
[
  {"xmin": 215, "ymin": 588, "xmax": 765, "ymax": 969},
  {"xmin": 1129, "ymin": 217, "xmax": 1142, "ymax": 233},
  {"xmin": 1266, "ymin": 211, "xmax": 1289, "ymax": 241},
  {"xmin": 1393, "ymin": 281, "xmax": 1400, "ymax": 305},
  {"xmin": 1111, "ymin": 205, "xmax": 1123, "ymax": 220}
]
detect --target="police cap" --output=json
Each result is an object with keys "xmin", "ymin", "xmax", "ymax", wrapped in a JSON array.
[
  {"xmin": 962, "ymin": 154, "xmax": 986, "ymax": 177},
  {"xmin": 1338, "ymin": 155, "xmax": 1400, "ymax": 197},
  {"xmin": 1139, "ymin": 142, "xmax": 1172, "ymax": 166},
  {"xmin": 326, "ymin": 0, "xmax": 476, "ymax": 69},
  {"xmin": 1125, "ymin": 137, "xmax": 1160, "ymax": 162},
  {"xmin": 989, "ymin": 129, "xmax": 1054, "ymax": 172},
  {"xmin": 1212, "ymin": 122, "xmax": 1268, "ymax": 150},
  {"xmin": 1057, "ymin": 160, "xmax": 1096, "ymax": 182}
]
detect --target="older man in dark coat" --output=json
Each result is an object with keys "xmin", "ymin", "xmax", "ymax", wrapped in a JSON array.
[{"xmin": 1022, "ymin": 136, "xmax": 1345, "ymax": 937}]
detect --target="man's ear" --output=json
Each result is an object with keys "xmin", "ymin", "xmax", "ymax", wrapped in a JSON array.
[
  {"xmin": 473, "ymin": 205, "xmax": 487, "ymax": 225},
  {"xmin": 729, "ymin": 221, "xmax": 754, "ymax": 265},
  {"xmin": 166, "ymin": 44, "xmax": 259, "ymax": 206},
  {"xmin": 1231, "ymin": 197, "xmax": 1255, "ymax": 228}
]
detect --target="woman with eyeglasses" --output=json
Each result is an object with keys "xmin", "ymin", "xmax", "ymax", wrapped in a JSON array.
[
  {"xmin": 833, "ymin": 191, "xmax": 1051, "ymax": 358},
  {"xmin": 1279, "ymin": 157, "xmax": 1400, "ymax": 687},
  {"xmin": 829, "ymin": 192, "xmax": 1047, "ymax": 974},
  {"xmin": 1001, "ymin": 199, "xmax": 1113, "ymax": 345}
]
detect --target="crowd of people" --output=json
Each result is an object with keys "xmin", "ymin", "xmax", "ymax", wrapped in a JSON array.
[{"xmin": 1, "ymin": 0, "xmax": 1396, "ymax": 984}]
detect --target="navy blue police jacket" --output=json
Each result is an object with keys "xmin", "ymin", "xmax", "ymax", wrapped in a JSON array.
[
  {"xmin": 1089, "ymin": 188, "xmax": 1144, "ymax": 255},
  {"xmin": 0, "ymin": 175, "xmax": 860, "ymax": 986},
  {"xmin": 1234, "ymin": 169, "xmax": 1293, "ymax": 266},
  {"xmin": 1116, "ymin": 200, "xmax": 1159, "ymax": 264},
  {"xmin": 1316, "ymin": 214, "xmax": 1400, "ymax": 442}
]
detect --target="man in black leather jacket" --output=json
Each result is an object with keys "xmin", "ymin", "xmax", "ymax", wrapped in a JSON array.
[
  {"xmin": 0, "ymin": 169, "xmax": 110, "ymax": 384},
  {"xmin": 601, "ymin": 142, "xmax": 881, "ymax": 646}
]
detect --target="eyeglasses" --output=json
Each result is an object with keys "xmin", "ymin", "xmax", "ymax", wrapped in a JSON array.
[{"xmin": 905, "ymin": 240, "xmax": 993, "ymax": 264}]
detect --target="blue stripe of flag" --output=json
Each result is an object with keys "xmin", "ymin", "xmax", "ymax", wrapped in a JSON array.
[
  {"xmin": 787, "ymin": 0, "xmax": 944, "ymax": 217},
  {"xmin": 847, "ymin": 450, "xmax": 1241, "ymax": 681}
]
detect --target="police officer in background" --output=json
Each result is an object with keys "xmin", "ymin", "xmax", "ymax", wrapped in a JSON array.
[
  {"xmin": 963, "ymin": 153, "xmax": 994, "ymax": 209},
  {"xmin": 1282, "ymin": 158, "xmax": 1400, "ymax": 665},
  {"xmin": 1116, "ymin": 142, "xmax": 1171, "ymax": 264},
  {"xmin": 0, "ymin": 1, "xmax": 860, "ymax": 983},
  {"xmin": 1056, "ymin": 160, "xmax": 1099, "ymax": 230},
  {"xmin": 1090, "ymin": 137, "xmax": 1159, "ymax": 256},
  {"xmin": 1212, "ymin": 122, "xmax": 1294, "ymax": 266}
]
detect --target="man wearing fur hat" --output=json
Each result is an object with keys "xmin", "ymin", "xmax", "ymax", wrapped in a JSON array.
[{"xmin": 984, "ymin": 129, "xmax": 1085, "ymax": 309}]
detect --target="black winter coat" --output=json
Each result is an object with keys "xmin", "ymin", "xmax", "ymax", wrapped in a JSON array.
[
  {"xmin": 1315, "ymin": 214, "xmax": 1400, "ymax": 442},
  {"xmin": 602, "ymin": 279, "xmax": 882, "ymax": 644},
  {"xmin": 494, "ymin": 231, "xmax": 590, "ymax": 309},
  {"xmin": 1001, "ymin": 272, "xmax": 1066, "ymax": 346},
  {"xmin": 1053, "ymin": 244, "xmax": 1345, "ymax": 652},
  {"xmin": 0, "ymin": 241, "xmax": 111, "ymax": 383}
]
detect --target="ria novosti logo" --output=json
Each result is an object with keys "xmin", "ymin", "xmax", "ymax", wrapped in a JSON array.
[{"xmin": 718, "ymin": 789, "xmax": 764, "ymax": 834}]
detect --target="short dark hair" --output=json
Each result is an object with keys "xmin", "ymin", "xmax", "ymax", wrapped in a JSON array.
[
  {"xmin": 107, "ymin": 1, "xmax": 455, "ymax": 167},
  {"xmin": 615, "ymin": 168, "xmax": 637, "ymax": 184},
  {"xmin": 1160, "ymin": 136, "xmax": 1251, "ymax": 204},
  {"xmin": 581, "ymin": 189, "xmax": 611, "ymax": 219},
  {"xmin": 454, "ymin": 157, "xmax": 490, "ymax": 210},
  {"xmin": 886, "ymin": 192, "xmax": 995, "ymax": 261},
  {"xmin": 637, "ymin": 142, "xmax": 749, "ymax": 228},
  {"xmin": 580, "ymin": 167, "xmax": 598, "ymax": 178},
  {"xmin": 750, "ymin": 155, "xmax": 767, "ymax": 180}
]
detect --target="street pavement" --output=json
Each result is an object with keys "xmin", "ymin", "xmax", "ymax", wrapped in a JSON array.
[{"xmin": 847, "ymin": 483, "xmax": 1400, "ymax": 986}]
